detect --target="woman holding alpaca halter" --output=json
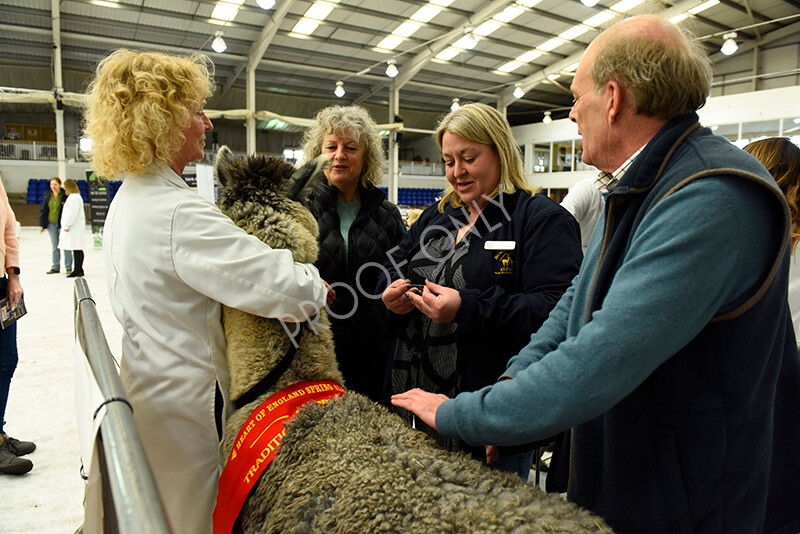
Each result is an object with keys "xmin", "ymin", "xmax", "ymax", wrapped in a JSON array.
[{"xmin": 84, "ymin": 49, "xmax": 332, "ymax": 534}]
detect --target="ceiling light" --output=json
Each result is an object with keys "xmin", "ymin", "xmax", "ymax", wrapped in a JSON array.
[
  {"xmin": 513, "ymin": 84, "xmax": 525, "ymax": 99},
  {"xmin": 688, "ymin": 0, "xmax": 719, "ymax": 14},
  {"xmin": 517, "ymin": 50, "xmax": 543, "ymax": 63},
  {"xmin": 211, "ymin": 31, "xmax": 227, "ymax": 53},
  {"xmin": 461, "ymin": 30, "xmax": 479, "ymax": 50},
  {"xmin": 257, "ymin": 0, "xmax": 275, "ymax": 8},
  {"xmin": 610, "ymin": 0, "xmax": 646, "ymax": 12},
  {"xmin": 375, "ymin": 36, "xmax": 404, "ymax": 51},
  {"xmin": 584, "ymin": 11, "xmax": 615, "ymax": 27},
  {"xmin": 543, "ymin": 111, "xmax": 552, "ymax": 124},
  {"xmin": 411, "ymin": 5, "xmax": 441, "ymax": 23},
  {"xmin": 305, "ymin": 2, "xmax": 335, "ymax": 20},
  {"xmin": 386, "ymin": 59, "xmax": 399, "ymax": 78},
  {"xmin": 497, "ymin": 61, "xmax": 523, "ymax": 73},
  {"xmin": 581, "ymin": 0, "xmax": 600, "ymax": 6},
  {"xmin": 537, "ymin": 38, "xmax": 563, "ymax": 53},
  {"xmin": 451, "ymin": 98, "xmax": 461, "ymax": 111},
  {"xmin": 91, "ymin": 0, "xmax": 122, "ymax": 7},
  {"xmin": 435, "ymin": 48, "xmax": 461, "ymax": 61},
  {"xmin": 475, "ymin": 20, "xmax": 502, "ymax": 35},
  {"xmin": 334, "ymin": 81, "xmax": 345, "ymax": 98},
  {"xmin": 210, "ymin": 0, "xmax": 245, "ymax": 22},
  {"xmin": 394, "ymin": 21, "xmax": 421, "ymax": 38},
  {"xmin": 494, "ymin": 6, "xmax": 524, "ymax": 23},
  {"xmin": 720, "ymin": 32, "xmax": 738, "ymax": 56}
]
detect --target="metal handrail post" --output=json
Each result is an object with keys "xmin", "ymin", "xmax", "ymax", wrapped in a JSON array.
[{"xmin": 73, "ymin": 278, "xmax": 170, "ymax": 534}]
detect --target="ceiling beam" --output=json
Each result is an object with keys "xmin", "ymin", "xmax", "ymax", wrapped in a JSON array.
[
  {"xmin": 498, "ymin": 0, "xmax": 716, "ymax": 107},
  {"xmin": 394, "ymin": 0, "xmax": 516, "ymax": 88},
  {"xmin": 220, "ymin": 0, "xmax": 294, "ymax": 97}
]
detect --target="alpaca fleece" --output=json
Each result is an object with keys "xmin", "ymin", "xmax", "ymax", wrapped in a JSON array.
[{"xmin": 215, "ymin": 147, "xmax": 613, "ymax": 533}]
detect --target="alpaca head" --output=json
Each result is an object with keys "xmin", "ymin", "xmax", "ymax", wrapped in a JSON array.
[
  {"xmin": 215, "ymin": 146, "xmax": 320, "ymax": 264},
  {"xmin": 214, "ymin": 146, "xmax": 344, "ymax": 405}
]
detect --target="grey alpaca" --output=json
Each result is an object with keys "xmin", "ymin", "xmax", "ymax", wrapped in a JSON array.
[{"xmin": 214, "ymin": 147, "xmax": 612, "ymax": 533}]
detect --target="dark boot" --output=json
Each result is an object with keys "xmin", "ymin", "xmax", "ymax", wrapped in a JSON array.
[
  {"xmin": 4, "ymin": 433, "xmax": 35, "ymax": 456},
  {"xmin": 0, "ymin": 435, "xmax": 32, "ymax": 475}
]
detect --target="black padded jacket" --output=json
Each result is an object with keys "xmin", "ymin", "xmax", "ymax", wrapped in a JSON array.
[{"xmin": 306, "ymin": 183, "xmax": 406, "ymax": 403}]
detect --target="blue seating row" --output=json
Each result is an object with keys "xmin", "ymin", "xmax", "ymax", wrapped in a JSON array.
[
  {"xmin": 378, "ymin": 187, "xmax": 441, "ymax": 207},
  {"xmin": 26, "ymin": 178, "xmax": 122, "ymax": 204}
]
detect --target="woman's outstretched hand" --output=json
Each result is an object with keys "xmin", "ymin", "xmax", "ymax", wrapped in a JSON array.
[{"xmin": 391, "ymin": 388, "xmax": 449, "ymax": 430}]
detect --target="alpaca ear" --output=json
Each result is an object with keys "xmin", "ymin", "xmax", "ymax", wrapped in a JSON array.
[
  {"xmin": 214, "ymin": 146, "xmax": 237, "ymax": 188},
  {"xmin": 288, "ymin": 155, "xmax": 329, "ymax": 205}
]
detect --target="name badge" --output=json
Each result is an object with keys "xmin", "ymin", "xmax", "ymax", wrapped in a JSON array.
[{"xmin": 484, "ymin": 240, "xmax": 516, "ymax": 250}]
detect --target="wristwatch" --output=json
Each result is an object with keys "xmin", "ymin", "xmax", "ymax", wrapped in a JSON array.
[{"xmin": 8, "ymin": 267, "xmax": 19, "ymax": 275}]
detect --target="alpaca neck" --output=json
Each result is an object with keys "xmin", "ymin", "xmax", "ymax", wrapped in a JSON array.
[{"xmin": 224, "ymin": 308, "xmax": 344, "ymax": 408}]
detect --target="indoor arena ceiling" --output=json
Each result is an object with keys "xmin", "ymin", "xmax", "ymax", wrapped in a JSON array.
[{"xmin": 0, "ymin": 0, "xmax": 799, "ymax": 128}]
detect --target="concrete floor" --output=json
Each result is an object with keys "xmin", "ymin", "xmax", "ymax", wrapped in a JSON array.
[{"xmin": 0, "ymin": 225, "xmax": 121, "ymax": 534}]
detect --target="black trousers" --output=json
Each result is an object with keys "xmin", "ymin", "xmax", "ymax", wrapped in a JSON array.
[{"xmin": 72, "ymin": 250, "xmax": 85, "ymax": 276}]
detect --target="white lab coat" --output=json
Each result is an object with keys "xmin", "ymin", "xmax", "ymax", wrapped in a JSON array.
[
  {"xmin": 102, "ymin": 163, "xmax": 326, "ymax": 534},
  {"xmin": 58, "ymin": 193, "xmax": 85, "ymax": 250}
]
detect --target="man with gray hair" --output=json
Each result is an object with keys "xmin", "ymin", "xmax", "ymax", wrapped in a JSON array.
[{"xmin": 393, "ymin": 15, "xmax": 800, "ymax": 533}]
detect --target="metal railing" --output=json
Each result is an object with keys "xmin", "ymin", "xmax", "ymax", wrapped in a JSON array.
[
  {"xmin": 397, "ymin": 160, "xmax": 445, "ymax": 176},
  {"xmin": 0, "ymin": 140, "xmax": 87, "ymax": 161},
  {"xmin": 73, "ymin": 278, "xmax": 170, "ymax": 534}
]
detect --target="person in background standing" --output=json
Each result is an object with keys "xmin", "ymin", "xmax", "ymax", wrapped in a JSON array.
[
  {"xmin": 59, "ymin": 179, "xmax": 86, "ymax": 278},
  {"xmin": 0, "ymin": 173, "xmax": 35, "ymax": 475},
  {"xmin": 300, "ymin": 105, "xmax": 406, "ymax": 404},
  {"xmin": 382, "ymin": 102, "xmax": 582, "ymax": 481},
  {"xmin": 743, "ymin": 137, "xmax": 800, "ymax": 345},
  {"xmin": 39, "ymin": 177, "xmax": 72, "ymax": 275}
]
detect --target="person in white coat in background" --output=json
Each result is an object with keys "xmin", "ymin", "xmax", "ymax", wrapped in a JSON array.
[
  {"xmin": 559, "ymin": 176, "xmax": 605, "ymax": 253},
  {"xmin": 84, "ymin": 49, "xmax": 333, "ymax": 534},
  {"xmin": 58, "ymin": 179, "xmax": 86, "ymax": 278}
]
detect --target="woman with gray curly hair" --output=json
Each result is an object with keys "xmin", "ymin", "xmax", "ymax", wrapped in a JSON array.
[
  {"xmin": 84, "ymin": 49, "xmax": 331, "ymax": 533},
  {"xmin": 300, "ymin": 105, "xmax": 406, "ymax": 405}
]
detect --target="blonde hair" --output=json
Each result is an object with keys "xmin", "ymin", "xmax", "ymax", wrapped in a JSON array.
[
  {"xmin": 591, "ymin": 16, "xmax": 711, "ymax": 119},
  {"xmin": 63, "ymin": 179, "xmax": 80, "ymax": 195},
  {"xmin": 84, "ymin": 49, "xmax": 215, "ymax": 178},
  {"xmin": 434, "ymin": 102, "xmax": 536, "ymax": 212},
  {"xmin": 301, "ymin": 105, "xmax": 385, "ymax": 189},
  {"xmin": 744, "ymin": 137, "xmax": 800, "ymax": 253}
]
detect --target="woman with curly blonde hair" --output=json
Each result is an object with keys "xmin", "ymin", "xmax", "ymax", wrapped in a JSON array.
[
  {"xmin": 84, "ymin": 49, "xmax": 330, "ymax": 533},
  {"xmin": 298, "ymin": 105, "xmax": 405, "ymax": 404}
]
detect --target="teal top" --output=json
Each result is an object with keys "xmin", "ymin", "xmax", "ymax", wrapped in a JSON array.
[{"xmin": 337, "ymin": 198, "xmax": 361, "ymax": 256}]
